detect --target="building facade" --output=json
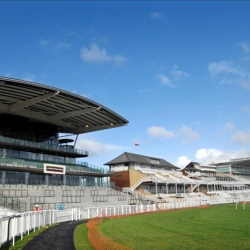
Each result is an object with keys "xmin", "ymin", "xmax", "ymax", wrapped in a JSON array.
[{"xmin": 0, "ymin": 76, "xmax": 128, "ymax": 187}]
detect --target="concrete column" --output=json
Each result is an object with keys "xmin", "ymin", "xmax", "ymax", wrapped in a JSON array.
[
  {"xmin": 155, "ymin": 180, "xmax": 158, "ymax": 194},
  {"xmin": 63, "ymin": 175, "xmax": 66, "ymax": 186},
  {"xmin": 166, "ymin": 184, "xmax": 168, "ymax": 194},
  {"xmin": 1, "ymin": 171, "xmax": 6, "ymax": 184},
  {"xmin": 207, "ymin": 184, "xmax": 208, "ymax": 192},
  {"xmin": 184, "ymin": 184, "xmax": 185, "ymax": 194},
  {"xmin": 175, "ymin": 183, "xmax": 177, "ymax": 194},
  {"xmin": 45, "ymin": 174, "xmax": 49, "ymax": 186},
  {"xmin": 79, "ymin": 176, "xmax": 82, "ymax": 186},
  {"xmin": 25, "ymin": 172, "xmax": 29, "ymax": 185}
]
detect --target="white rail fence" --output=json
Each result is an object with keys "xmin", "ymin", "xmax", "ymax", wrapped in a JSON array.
[
  {"xmin": 0, "ymin": 208, "xmax": 80, "ymax": 248},
  {"xmin": 81, "ymin": 195, "xmax": 250, "ymax": 219}
]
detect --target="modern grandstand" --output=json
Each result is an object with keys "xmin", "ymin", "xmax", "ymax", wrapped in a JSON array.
[
  {"xmin": 1, "ymin": 76, "xmax": 250, "ymax": 249},
  {"xmin": 0, "ymin": 76, "xmax": 129, "ymax": 212}
]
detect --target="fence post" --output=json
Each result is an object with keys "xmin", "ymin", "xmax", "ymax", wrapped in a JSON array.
[{"xmin": 0, "ymin": 217, "xmax": 2, "ymax": 248}]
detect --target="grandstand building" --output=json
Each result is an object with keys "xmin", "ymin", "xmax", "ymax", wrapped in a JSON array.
[
  {"xmin": 213, "ymin": 158, "xmax": 250, "ymax": 177},
  {"xmin": 105, "ymin": 152, "xmax": 250, "ymax": 205},
  {"xmin": 0, "ymin": 76, "xmax": 129, "ymax": 211}
]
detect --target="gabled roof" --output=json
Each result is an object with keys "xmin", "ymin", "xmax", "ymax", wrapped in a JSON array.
[
  {"xmin": 104, "ymin": 152, "xmax": 178, "ymax": 169},
  {"xmin": 0, "ymin": 76, "xmax": 128, "ymax": 134}
]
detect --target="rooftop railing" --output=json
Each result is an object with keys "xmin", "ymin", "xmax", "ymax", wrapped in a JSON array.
[
  {"xmin": 0, "ymin": 157, "xmax": 113, "ymax": 175},
  {"xmin": 0, "ymin": 135, "xmax": 88, "ymax": 156}
]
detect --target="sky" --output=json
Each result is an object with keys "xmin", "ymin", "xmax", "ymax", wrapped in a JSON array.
[{"xmin": 1, "ymin": 1, "xmax": 250, "ymax": 169}]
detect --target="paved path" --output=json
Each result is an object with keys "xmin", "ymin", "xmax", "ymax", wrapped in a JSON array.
[{"xmin": 23, "ymin": 220, "xmax": 85, "ymax": 250}]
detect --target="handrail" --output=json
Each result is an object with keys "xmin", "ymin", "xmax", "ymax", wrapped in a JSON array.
[
  {"xmin": 0, "ymin": 135, "xmax": 88, "ymax": 156},
  {"xmin": 0, "ymin": 157, "xmax": 113, "ymax": 175}
]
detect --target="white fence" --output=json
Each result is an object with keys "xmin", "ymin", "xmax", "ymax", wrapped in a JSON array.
[
  {"xmin": 0, "ymin": 208, "xmax": 80, "ymax": 248},
  {"xmin": 81, "ymin": 195, "xmax": 250, "ymax": 220}
]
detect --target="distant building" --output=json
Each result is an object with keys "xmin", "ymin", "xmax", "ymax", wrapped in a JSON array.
[
  {"xmin": 183, "ymin": 162, "xmax": 216, "ymax": 175},
  {"xmin": 105, "ymin": 152, "xmax": 178, "ymax": 188},
  {"xmin": 213, "ymin": 158, "xmax": 250, "ymax": 177}
]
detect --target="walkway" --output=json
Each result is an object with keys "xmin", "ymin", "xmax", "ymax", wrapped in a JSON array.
[{"xmin": 23, "ymin": 220, "xmax": 85, "ymax": 250}]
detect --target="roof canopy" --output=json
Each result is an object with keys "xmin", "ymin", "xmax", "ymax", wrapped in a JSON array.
[
  {"xmin": 105, "ymin": 152, "xmax": 178, "ymax": 169},
  {"xmin": 0, "ymin": 76, "xmax": 128, "ymax": 134}
]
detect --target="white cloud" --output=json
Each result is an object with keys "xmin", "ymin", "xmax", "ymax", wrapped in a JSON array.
[
  {"xmin": 180, "ymin": 125, "xmax": 199, "ymax": 144},
  {"xmin": 177, "ymin": 148, "xmax": 250, "ymax": 166},
  {"xmin": 195, "ymin": 148, "xmax": 223, "ymax": 164},
  {"xmin": 171, "ymin": 64, "xmax": 190, "ymax": 80},
  {"xmin": 238, "ymin": 42, "xmax": 250, "ymax": 53},
  {"xmin": 24, "ymin": 74, "xmax": 35, "ymax": 82},
  {"xmin": 56, "ymin": 42, "xmax": 71, "ymax": 50},
  {"xmin": 232, "ymin": 130, "xmax": 250, "ymax": 145},
  {"xmin": 157, "ymin": 65, "xmax": 190, "ymax": 88},
  {"xmin": 157, "ymin": 74, "xmax": 175, "ymax": 87},
  {"xmin": 80, "ymin": 44, "xmax": 126, "ymax": 64},
  {"xmin": 208, "ymin": 61, "xmax": 245, "ymax": 77},
  {"xmin": 175, "ymin": 156, "xmax": 191, "ymax": 169},
  {"xmin": 223, "ymin": 122, "xmax": 236, "ymax": 132},
  {"xmin": 77, "ymin": 138, "xmax": 123, "ymax": 157},
  {"xmin": 196, "ymin": 148, "xmax": 250, "ymax": 164},
  {"xmin": 150, "ymin": 12, "xmax": 163, "ymax": 19},
  {"xmin": 147, "ymin": 126, "xmax": 175, "ymax": 139},
  {"xmin": 208, "ymin": 60, "xmax": 250, "ymax": 90}
]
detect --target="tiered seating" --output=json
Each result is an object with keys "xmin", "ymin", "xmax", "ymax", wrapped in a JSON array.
[{"xmin": 0, "ymin": 184, "xmax": 130, "ymax": 212}]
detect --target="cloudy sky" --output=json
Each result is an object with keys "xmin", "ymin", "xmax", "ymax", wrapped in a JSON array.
[{"xmin": 1, "ymin": 1, "xmax": 250, "ymax": 169}]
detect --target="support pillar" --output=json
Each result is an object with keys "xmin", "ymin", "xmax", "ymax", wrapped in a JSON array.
[
  {"xmin": 25, "ymin": 172, "xmax": 29, "ymax": 185},
  {"xmin": 45, "ymin": 174, "xmax": 49, "ymax": 186},
  {"xmin": 175, "ymin": 183, "xmax": 177, "ymax": 195},
  {"xmin": 79, "ymin": 176, "xmax": 82, "ymax": 187},
  {"xmin": 1, "ymin": 171, "xmax": 6, "ymax": 184},
  {"xmin": 63, "ymin": 175, "xmax": 66, "ymax": 186}
]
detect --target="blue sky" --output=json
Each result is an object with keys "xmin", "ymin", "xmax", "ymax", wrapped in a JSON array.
[{"xmin": 1, "ymin": 1, "xmax": 250, "ymax": 168}]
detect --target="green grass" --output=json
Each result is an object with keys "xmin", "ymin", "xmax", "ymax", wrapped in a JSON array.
[
  {"xmin": 1, "ymin": 224, "xmax": 58, "ymax": 250},
  {"xmin": 74, "ymin": 222, "xmax": 93, "ymax": 250},
  {"xmin": 98, "ymin": 204, "xmax": 250, "ymax": 250}
]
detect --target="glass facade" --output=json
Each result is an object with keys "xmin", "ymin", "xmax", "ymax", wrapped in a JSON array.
[{"xmin": 0, "ymin": 170, "xmax": 108, "ymax": 187}]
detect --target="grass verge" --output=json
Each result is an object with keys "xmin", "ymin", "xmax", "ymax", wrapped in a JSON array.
[{"xmin": 74, "ymin": 222, "xmax": 93, "ymax": 250}]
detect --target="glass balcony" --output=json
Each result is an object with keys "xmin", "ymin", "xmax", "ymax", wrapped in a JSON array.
[
  {"xmin": 0, "ymin": 135, "xmax": 88, "ymax": 157},
  {"xmin": 0, "ymin": 157, "xmax": 114, "ymax": 175}
]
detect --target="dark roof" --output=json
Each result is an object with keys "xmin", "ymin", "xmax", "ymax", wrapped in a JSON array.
[
  {"xmin": 213, "ymin": 158, "xmax": 250, "ymax": 167},
  {"xmin": 104, "ymin": 152, "xmax": 178, "ymax": 169},
  {"xmin": 0, "ymin": 76, "xmax": 128, "ymax": 134}
]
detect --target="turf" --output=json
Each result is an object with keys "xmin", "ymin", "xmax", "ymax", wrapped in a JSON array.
[
  {"xmin": 99, "ymin": 204, "xmax": 250, "ymax": 250},
  {"xmin": 74, "ymin": 223, "xmax": 93, "ymax": 250}
]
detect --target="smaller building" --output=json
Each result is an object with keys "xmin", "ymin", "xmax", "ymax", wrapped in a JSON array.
[
  {"xmin": 105, "ymin": 152, "xmax": 178, "ymax": 188},
  {"xmin": 183, "ymin": 162, "xmax": 216, "ymax": 176}
]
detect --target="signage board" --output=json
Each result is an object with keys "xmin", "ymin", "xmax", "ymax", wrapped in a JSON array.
[{"xmin": 44, "ymin": 164, "xmax": 66, "ymax": 175}]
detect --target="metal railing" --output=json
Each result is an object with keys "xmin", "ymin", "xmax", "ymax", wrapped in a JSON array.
[
  {"xmin": 0, "ymin": 135, "xmax": 88, "ymax": 156},
  {"xmin": 0, "ymin": 157, "xmax": 113, "ymax": 175},
  {"xmin": 0, "ymin": 208, "xmax": 80, "ymax": 248},
  {"xmin": 81, "ymin": 194, "xmax": 250, "ymax": 220}
]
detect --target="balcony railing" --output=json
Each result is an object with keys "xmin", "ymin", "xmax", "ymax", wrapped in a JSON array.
[
  {"xmin": 0, "ymin": 157, "xmax": 113, "ymax": 175},
  {"xmin": 0, "ymin": 135, "xmax": 88, "ymax": 156}
]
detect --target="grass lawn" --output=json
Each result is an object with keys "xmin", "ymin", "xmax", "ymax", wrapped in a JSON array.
[
  {"xmin": 98, "ymin": 204, "xmax": 250, "ymax": 250},
  {"xmin": 74, "ymin": 222, "xmax": 93, "ymax": 250},
  {"xmin": 0, "ymin": 224, "xmax": 58, "ymax": 250}
]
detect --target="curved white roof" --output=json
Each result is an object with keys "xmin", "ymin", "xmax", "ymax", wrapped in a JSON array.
[{"xmin": 0, "ymin": 76, "xmax": 128, "ymax": 134}]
